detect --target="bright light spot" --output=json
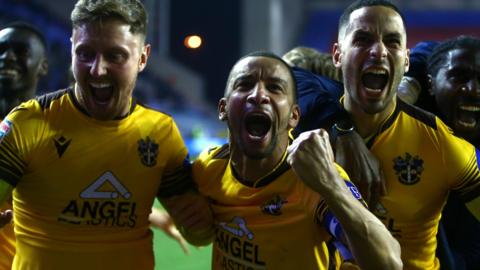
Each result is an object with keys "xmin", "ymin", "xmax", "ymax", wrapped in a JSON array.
[{"xmin": 184, "ymin": 35, "xmax": 202, "ymax": 49}]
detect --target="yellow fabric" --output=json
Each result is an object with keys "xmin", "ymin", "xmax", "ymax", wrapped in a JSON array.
[
  {"xmin": 0, "ymin": 89, "xmax": 189, "ymax": 270},
  {"xmin": 0, "ymin": 201, "xmax": 15, "ymax": 270},
  {"xmin": 368, "ymin": 101, "xmax": 480, "ymax": 270},
  {"xmin": 193, "ymin": 145, "xmax": 351, "ymax": 270}
]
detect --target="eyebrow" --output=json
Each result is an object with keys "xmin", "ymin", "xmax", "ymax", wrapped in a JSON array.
[
  {"xmin": 383, "ymin": 33, "xmax": 403, "ymax": 41},
  {"xmin": 233, "ymin": 73, "xmax": 289, "ymax": 87},
  {"xmin": 352, "ymin": 29, "xmax": 403, "ymax": 40}
]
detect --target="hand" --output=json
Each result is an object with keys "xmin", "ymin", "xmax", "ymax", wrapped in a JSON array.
[
  {"xmin": 287, "ymin": 129, "xmax": 343, "ymax": 195},
  {"xmin": 160, "ymin": 193, "xmax": 214, "ymax": 246},
  {"xmin": 0, "ymin": 209, "xmax": 12, "ymax": 228},
  {"xmin": 149, "ymin": 208, "xmax": 189, "ymax": 254},
  {"xmin": 335, "ymin": 131, "xmax": 386, "ymax": 207}
]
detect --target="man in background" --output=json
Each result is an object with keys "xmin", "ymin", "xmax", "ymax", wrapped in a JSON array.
[{"xmin": 0, "ymin": 22, "xmax": 48, "ymax": 270}]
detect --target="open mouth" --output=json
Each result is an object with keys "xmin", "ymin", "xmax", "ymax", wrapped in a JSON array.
[
  {"xmin": 90, "ymin": 82, "xmax": 114, "ymax": 104},
  {"xmin": 0, "ymin": 68, "xmax": 20, "ymax": 79},
  {"xmin": 245, "ymin": 113, "xmax": 272, "ymax": 138},
  {"xmin": 362, "ymin": 69, "xmax": 389, "ymax": 94},
  {"xmin": 456, "ymin": 104, "xmax": 480, "ymax": 128}
]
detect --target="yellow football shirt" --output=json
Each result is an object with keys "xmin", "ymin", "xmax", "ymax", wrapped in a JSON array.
[
  {"xmin": 193, "ymin": 144, "xmax": 353, "ymax": 270},
  {"xmin": 0, "ymin": 88, "xmax": 189, "ymax": 270},
  {"xmin": 368, "ymin": 99, "xmax": 480, "ymax": 270}
]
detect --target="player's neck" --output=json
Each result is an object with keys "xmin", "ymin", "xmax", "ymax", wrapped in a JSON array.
[
  {"xmin": 346, "ymin": 98, "xmax": 396, "ymax": 139},
  {"xmin": 230, "ymin": 143, "xmax": 287, "ymax": 186}
]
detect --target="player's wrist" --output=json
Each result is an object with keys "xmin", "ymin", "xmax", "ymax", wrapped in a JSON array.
[{"xmin": 330, "ymin": 118, "xmax": 355, "ymax": 143}]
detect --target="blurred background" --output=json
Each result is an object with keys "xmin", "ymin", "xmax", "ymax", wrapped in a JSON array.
[
  {"xmin": 2, "ymin": 0, "xmax": 480, "ymax": 269},
  {"xmin": 2, "ymin": 0, "xmax": 480, "ymax": 158}
]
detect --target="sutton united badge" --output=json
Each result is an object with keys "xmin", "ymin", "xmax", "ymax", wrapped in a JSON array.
[
  {"xmin": 393, "ymin": 153, "xmax": 424, "ymax": 185},
  {"xmin": 137, "ymin": 136, "xmax": 159, "ymax": 167}
]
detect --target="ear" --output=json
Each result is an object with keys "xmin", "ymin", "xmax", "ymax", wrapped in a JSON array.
[
  {"xmin": 138, "ymin": 43, "xmax": 151, "ymax": 72},
  {"xmin": 404, "ymin": 48, "xmax": 410, "ymax": 73},
  {"xmin": 218, "ymin": 97, "xmax": 228, "ymax": 121},
  {"xmin": 38, "ymin": 59, "xmax": 48, "ymax": 77},
  {"xmin": 288, "ymin": 104, "xmax": 301, "ymax": 129},
  {"xmin": 427, "ymin": 74, "xmax": 434, "ymax": 96},
  {"xmin": 332, "ymin": 43, "xmax": 342, "ymax": 68}
]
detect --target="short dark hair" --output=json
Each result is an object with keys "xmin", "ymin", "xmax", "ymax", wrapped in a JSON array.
[
  {"xmin": 225, "ymin": 51, "xmax": 297, "ymax": 101},
  {"xmin": 71, "ymin": 0, "xmax": 147, "ymax": 38},
  {"xmin": 2, "ymin": 21, "xmax": 48, "ymax": 51},
  {"xmin": 427, "ymin": 35, "xmax": 480, "ymax": 76},
  {"xmin": 338, "ymin": 0, "xmax": 405, "ymax": 41},
  {"xmin": 283, "ymin": 46, "xmax": 342, "ymax": 82}
]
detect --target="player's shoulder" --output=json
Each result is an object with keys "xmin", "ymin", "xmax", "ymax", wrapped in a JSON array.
[
  {"xmin": 133, "ymin": 100, "xmax": 175, "ymax": 123},
  {"xmin": 194, "ymin": 144, "xmax": 229, "ymax": 172},
  {"xmin": 397, "ymin": 98, "xmax": 437, "ymax": 130},
  {"xmin": 197, "ymin": 144, "xmax": 229, "ymax": 163},
  {"xmin": 6, "ymin": 88, "xmax": 70, "ymax": 122},
  {"xmin": 34, "ymin": 88, "xmax": 71, "ymax": 111}
]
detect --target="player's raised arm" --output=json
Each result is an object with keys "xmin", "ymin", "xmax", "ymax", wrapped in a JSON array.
[{"xmin": 287, "ymin": 129, "xmax": 402, "ymax": 270}]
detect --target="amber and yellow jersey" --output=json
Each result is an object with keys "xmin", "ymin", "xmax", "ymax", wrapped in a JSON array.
[
  {"xmin": 367, "ymin": 99, "xmax": 480, "ymax": 270},
  {"xmin": 0, "ymin": 88, "xmax": 189, "ymax": 270},
  {"xmin": 0, "ymin": 201, "xmax": 15, "ymax": 270},
  {"xmin": 193, "ymin": 144, "xmax": 353, "ymax": 270}
]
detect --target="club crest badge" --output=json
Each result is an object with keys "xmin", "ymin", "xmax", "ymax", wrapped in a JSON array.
[
  {"xmin": 260, "ymin": 195, "xmax": 287, "ymax": 216},
  {"xmin": 393, "ymin": 153, "xmax": 424, "ymax": 185},
  {"xmin": 137, "ymin": 136, "xmax": 159, "ymax": 167}
]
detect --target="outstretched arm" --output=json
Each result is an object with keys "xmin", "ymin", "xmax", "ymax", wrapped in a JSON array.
[
  {"xmin": 157, "ymin": 162, "xmax": 214, "ymax": 246},
  {"xmin": 158, "ymin": 191, "xmax": 214, "ymax": 246},
  {"xmin": 287, "ymin": 129, "xmax": 402, "ymax": 270}
]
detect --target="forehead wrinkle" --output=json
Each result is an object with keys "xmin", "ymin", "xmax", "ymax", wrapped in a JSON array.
[{"xmin": 343, "ymin": 7, "xmax": 405, "ymax": 41}]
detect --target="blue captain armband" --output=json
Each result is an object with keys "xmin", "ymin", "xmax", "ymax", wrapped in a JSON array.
[
  {"xmin": 321, "ymin": 179, "xmax": 365, "ymax": 262},
  {"xmin": 323, "ymin": 211, "xmax": 354, "ymax": 261}
]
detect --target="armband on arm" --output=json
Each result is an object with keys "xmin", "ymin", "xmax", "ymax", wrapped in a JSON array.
[
  {"xmin": 323, "ymin": 211, "xmax": 354, "ymax": 261},
  {"xmin": 157, "ymin": 159, "xmax": 197, "ymax": 198},
  {"xmin": 319, "ymin": 179, "xmax": 366, "ymax": 261}
]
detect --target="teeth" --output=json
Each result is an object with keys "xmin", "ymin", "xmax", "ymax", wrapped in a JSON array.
[
  {"xmin": 0, "ymin": 69, "xmax": 18, "ymax": 76},
  {"xmin": 458, "ymin": 119, "xmax": 476, "ymax": 128},
  {"xmin": 90, "ymin": 82, "xmax": 112, "ymax": 88},
  {"xmin": 365, "ymin": 68, "xmax": 387, "ymax": 75},
  {"xmin": 365, "ymin": 87, "xmax": 382, "ymax": 92},
  {"xmin": 459, "ymin": 105, "xmax": 480, "ymax": 112}
]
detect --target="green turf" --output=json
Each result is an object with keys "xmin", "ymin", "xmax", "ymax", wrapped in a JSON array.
[
  {"xmin": 152, "ymin": 201, "xmax": 212, "ymax": 269},
  {"xmin": 153, "ymin": 227, "xmax": 212, "ymax": 269}
]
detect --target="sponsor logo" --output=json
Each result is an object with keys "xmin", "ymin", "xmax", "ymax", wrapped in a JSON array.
[
  {"xmin": 137, "ymin": 136, "xmax": 159, "ymax": 167},
  {"xmin": 260, "ymin": 195, "xmax": 287, "ymax": 216},
  {"xmin": 0, "ymin": 119, "xmax": 12, "ymax": 140},
  {"xmin": 219, "ymin": 216, "xmax": 254, "ymax": 240},
  {"xmin": 215, "ymin": 217, "xmax": 265, "ymax": 269},
  {"xmin": 393, "ymin": 153, "xmax": 424, "ymax": 185},
  {"xmin": 58, "ymin": 171, "xmax": 137, "ymax": 228},
  {"xmin": 53, "ymin": 136, "xmax": 71, "ymax": 158}
]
